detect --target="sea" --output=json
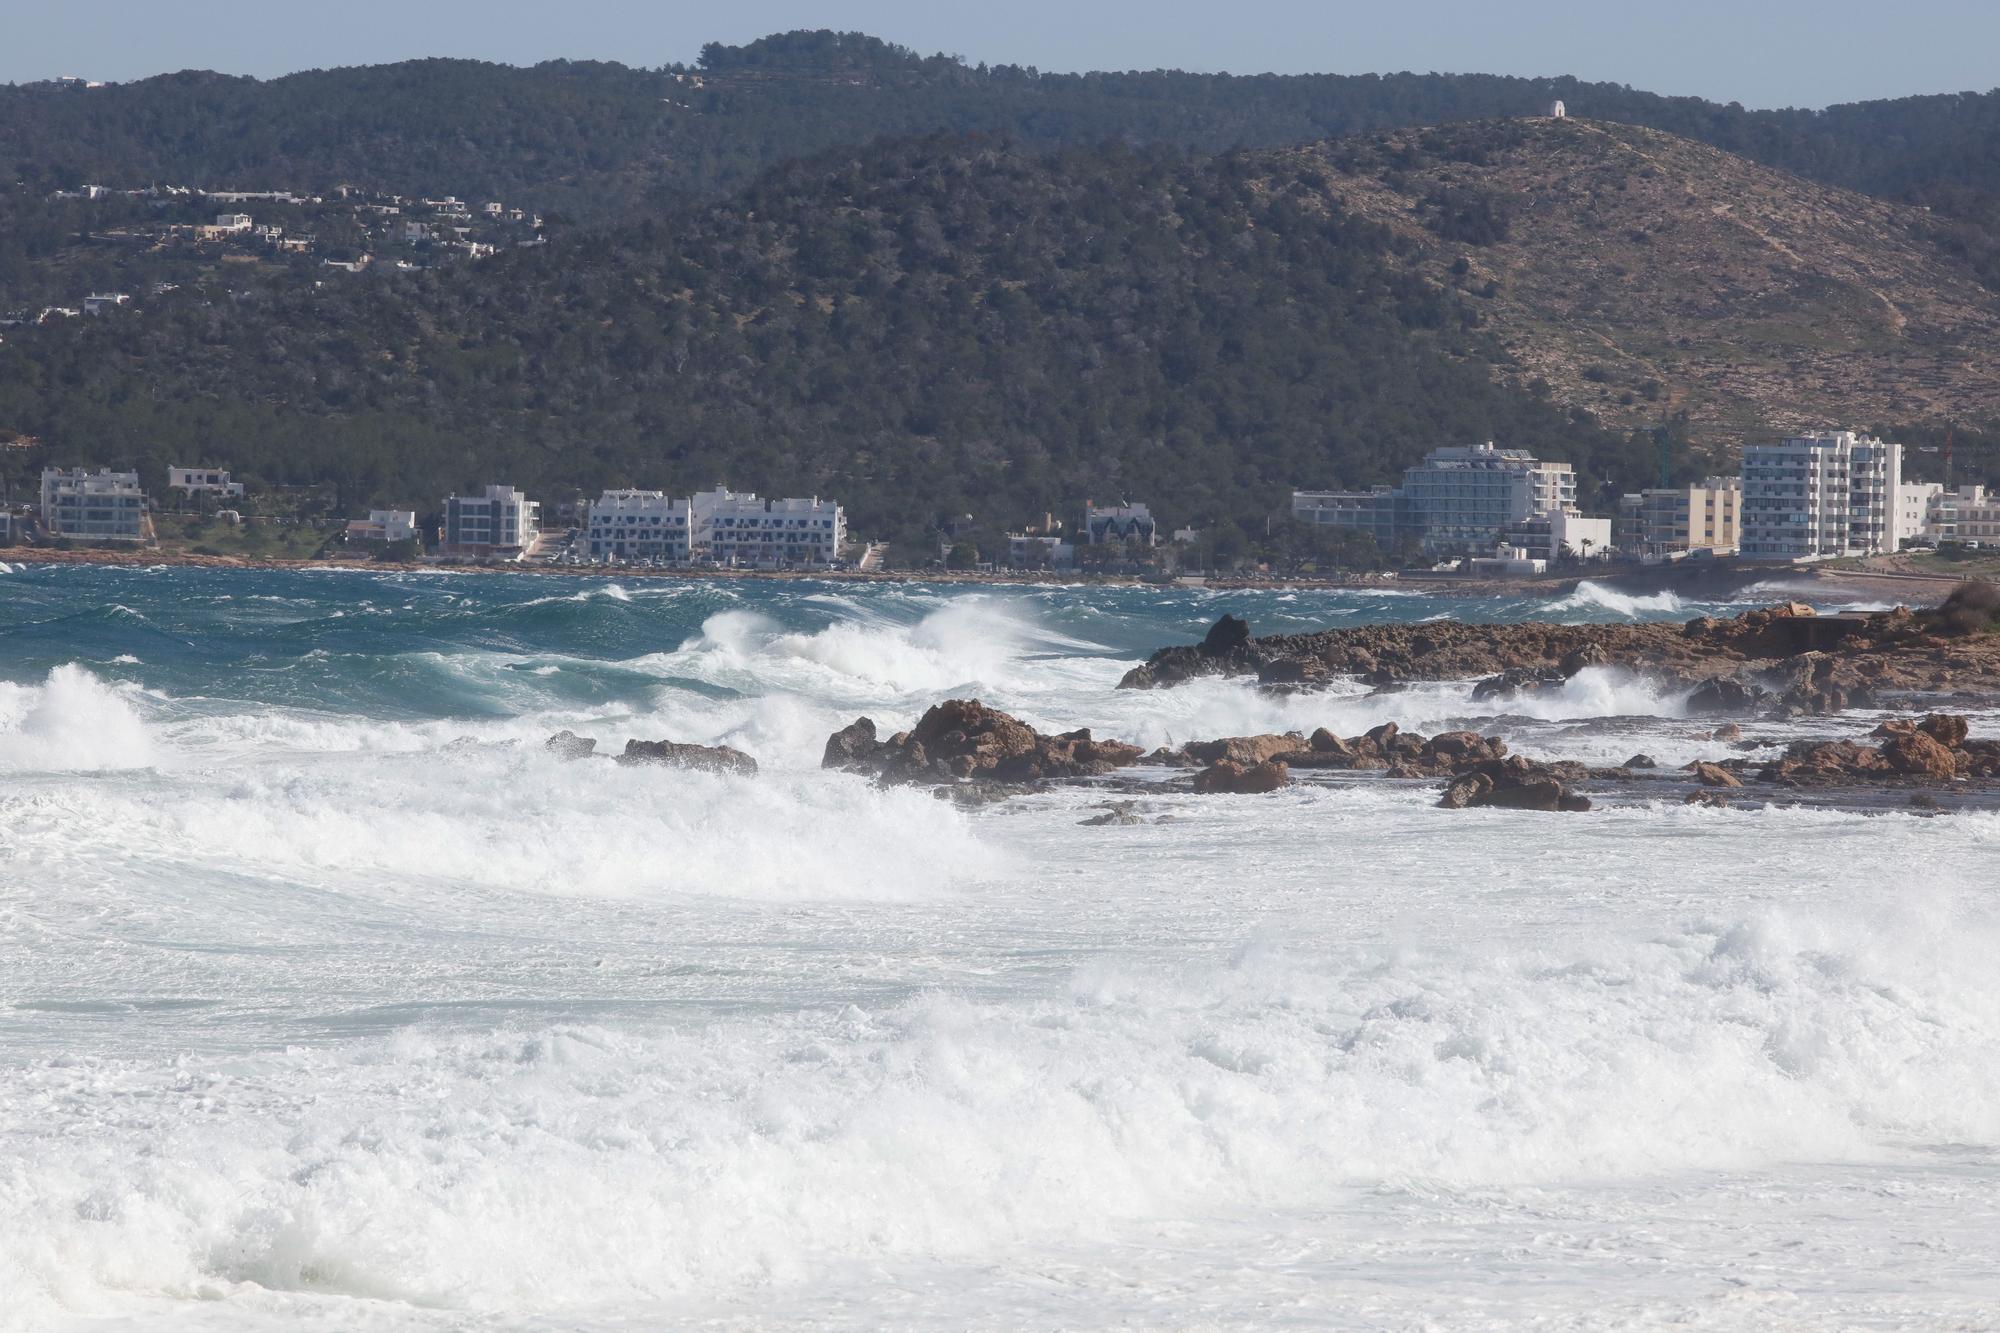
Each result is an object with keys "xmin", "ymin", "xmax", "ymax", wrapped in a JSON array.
[{"xmin": 2, "ymin": 562, "xmax": 1997, "ymax": 1332}]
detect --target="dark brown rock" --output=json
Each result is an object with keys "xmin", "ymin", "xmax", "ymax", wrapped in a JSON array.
[
  {"xmin": 821, "ymin": 717, "xmax": 880, "ymax": 770},
  {"xmin": 1683, "ymin": 761, "xmax": 1743, "ymax": 788},
  {"xmin": 617, "ymin": 739, "xmax": 759, "ymax": 776},
  {"xmin": 1192, "ymin": 759, "xmax": 1292, "ymax": 794}
]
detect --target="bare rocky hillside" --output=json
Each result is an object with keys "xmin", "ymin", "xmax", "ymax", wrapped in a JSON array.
[{"xmin": 1293, "ymin": 118, "xmax": 2000, "ymax": 454}]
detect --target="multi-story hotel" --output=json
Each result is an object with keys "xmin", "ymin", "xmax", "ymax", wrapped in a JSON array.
[
  {"xmin": 1739, "ymin": 431, "xmax": 1902, "ymax": 560},
  {"xmin": 585, "ymin": 490, "xmax": 692, "ymax": 562},
  {"xmin": 440, "ymin": 484, "xmax": 539, "ymax": 559},
  {"xmin": 40, "ymin": 468, "xmax": 148, "ymax": 542},
  {"xmin": 584, "ymin": 486, "xmax": 845, "ymax": 567},
  {"xmin": 1293, "ymin": 443, "xmax": 1584, "ymax": 556}
]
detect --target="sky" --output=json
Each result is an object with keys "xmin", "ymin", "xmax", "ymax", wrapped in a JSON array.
[{"xmin": 2, "ymin": 0, "xmax": 1996, "ymax": 109}]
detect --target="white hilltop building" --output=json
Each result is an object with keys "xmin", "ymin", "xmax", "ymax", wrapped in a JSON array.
[{"xmin": 1548, "ymin": 99, "xmax": 1567, "ymax": 119}]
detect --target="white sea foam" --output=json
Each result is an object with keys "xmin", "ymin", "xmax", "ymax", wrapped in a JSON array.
[
  {"xmin": 1546, "ymin": 580, "xmax": 1685, "ymax": 617},
  {"xmin": 3, "ymin": 892, "xmax": 1996, "ymax": 1328},
  {"xmin": 0, "ymin": 664, "xmax": 158, "ymax": 771}
]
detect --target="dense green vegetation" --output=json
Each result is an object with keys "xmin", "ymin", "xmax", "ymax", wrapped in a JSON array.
[
  {"xmin": 0, "ymin": 137, "xmax": 1663, "ymax": 542},
  {"xmin": 7, "ymin": 30, "xmax": 1999, "ymax": 235}
]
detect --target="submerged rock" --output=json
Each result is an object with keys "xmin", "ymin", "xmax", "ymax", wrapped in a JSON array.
[
  {"xmin": 616, "ymin": 738, "xmax": 759, "ymax": 776},
  {"xmin": 544, "ymin": 730, "xmax": 598, "ymax": 761}
]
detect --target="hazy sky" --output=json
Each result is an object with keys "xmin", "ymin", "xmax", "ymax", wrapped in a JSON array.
[{"xmin": 4, "ymin": 0, "xmax": 1996, "ymax": 109}]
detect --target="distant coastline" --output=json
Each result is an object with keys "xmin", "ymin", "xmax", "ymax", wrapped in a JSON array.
[{"xmin": 0, "ymin": 544, "xmax": 1974, "ymax": 604}]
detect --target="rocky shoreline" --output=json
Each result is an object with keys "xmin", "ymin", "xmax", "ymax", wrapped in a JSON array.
[
  {"xmin": 1119, "ymin": 584, "xmax": 2000, "ymax": 718},
  {"xmin": 536, "ymin": 583, "xmax": 2000, "ymax": 818}
]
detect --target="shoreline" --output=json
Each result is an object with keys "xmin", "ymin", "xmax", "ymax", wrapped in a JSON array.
[{"xmin": 0, "ymin": 544, "xmax": 1972, "ymax": 602}]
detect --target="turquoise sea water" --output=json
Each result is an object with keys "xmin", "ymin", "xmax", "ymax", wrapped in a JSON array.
[{"xmin": 3, "ymin": 563, "xmax": 1996, "ymax": 1331}]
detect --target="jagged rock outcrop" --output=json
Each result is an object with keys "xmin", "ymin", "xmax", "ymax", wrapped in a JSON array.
[
  {"xmin": 1121, "ymin": 591, "xmax": 2000, "ymax": 718},
  {"xmin": 1438, "ymin": 756, "xmax": 1594, "ymax": 813},
  {"xmin": 616, "ymin": 738, "xmax": 759, "ymax": 776},
  {"xmin": 1759, "ymin": 713, "xmax": 1998, "ymax": 785},
  {"xmin": 1152, "ymin": 722, "xmax": 1509, "ymax": 778},
  {"xmin": 1192, "ymin": 759, "xmax": 1292, "ymax": 794},
  {"xmin": 822, "ymin": 699, "xmax": 1144, "ymax": 786}
]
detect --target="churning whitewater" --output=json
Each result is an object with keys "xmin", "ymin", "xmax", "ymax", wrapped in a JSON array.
[{"xmin": 2, "ymin": 565, "xmax": 1997, "ymax": 1331}]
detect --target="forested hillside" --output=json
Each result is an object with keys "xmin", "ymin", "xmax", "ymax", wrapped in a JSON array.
[
  {"xmin": 7, "ymin": 29, "xmax": 2000, "ymax": 240},
  {"xmin": 0, "ymin": 136, "xmax": 1654, "ymax": 539}
]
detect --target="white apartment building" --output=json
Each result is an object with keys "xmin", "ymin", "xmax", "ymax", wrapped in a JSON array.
[
  {"xmin": 1739, "ymin": 431, "xmax": 1903, "ymax": 560},
  {"xmin": 1083, "ymin": 502, "xmax": 1158, "ymax": 546},
  {"xmin": 1296, "ymin": 442, "xmax": 1583, "ymax": 556},
  {"xmin": 694, "ymin": 488, "xmax": 845, "ymax": 567},
  {"xmin": 441, "ymin": 484, "xmax": 539, "ymax": 558},
  {"xmin": 347, "ymin": 509, "xmax": 417, "ymax": 542},
  {"xmin": 1935, "ymin": 486, "xmax": 2000, "ymax": 545},
  {"xmin": 586, "ymin": 489, "xmax": 692, "ymax": 562},
  {"xmin": 168, "ymin": 465, "xmax": 245, "ymax": 498},
  {"xmin": 1897, "ymin": 481, "xmax": 1943, "ymax": 545},
  {"xmin": 41, "ymin": 467, "xmax": 147, "ymax": 542}
]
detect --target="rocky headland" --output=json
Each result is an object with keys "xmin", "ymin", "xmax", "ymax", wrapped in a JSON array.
[{"xmin": 1119, "ymin": 583, "xmax": 2000, "ymax": 719}]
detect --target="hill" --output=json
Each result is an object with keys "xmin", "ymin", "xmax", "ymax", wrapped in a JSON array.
[
  {"xmin": 1294, "ymin": 118, "xmax": 2000, "ymax": 449},
  {"xmin": 0, "ymin": 136, "xmax": 1653, "ymax": 543},
  {"xmin": 6, "ymin": 30, "xmax": 2000, "ymax": 234}
]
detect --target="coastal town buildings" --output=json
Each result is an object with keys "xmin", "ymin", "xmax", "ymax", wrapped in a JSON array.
[
  {"xmin": 582, "ymin": 487, "xmax": 845, "ymax": 566},
  {"xmin": 40, "ymin": 467, "xmax": 147, "ymax": 542},
  {"xmin": 1738, "ymin": 431, "xmax": 1904, "ymax": 560},
  {"xmin": 168, "ymin": 465, "xmax": 246, "ymax": 499},
  {"xmin": 1083, "ymin": 502, "xmax": 1157, "ymax": 546},
  {"xmin": 1934, "ymin": 486, "xmax": 2000, "ymax": 545},
  {"xmin": 440, "ymin": 484, "xmax": 539, "ymax": 559},
  {"xmin": 1898, "ymin": 481, "xmax": 1944, "ymax": 545},
  {"xmin": 0, "ymin": 511, "xmax": 12, "ymax": 543},
  {"xmin": 347, "ymin": 510, "xmax": 417, "ymax": 543},
  {"xmin": 693, "ymin": 488, "xmax": 845, "ymax": 567},
  {"xmin": 586, "ymin": 490, "xmax": 692, "ymax": 562},
  {"xmin": 1616, "ymin": 476, "xmax": 1742, "ymax": 559},
  {"xmin": 1007, "ymin": 533, "xmax": 1077, "ymax": 569},
  {"xmin": 1293, "ymin": 443, "xmax": 1588, "ymax": 556},
  {"xmin": 1500, "ymin": 510, "xmax": 1614, "ymax": 564}
]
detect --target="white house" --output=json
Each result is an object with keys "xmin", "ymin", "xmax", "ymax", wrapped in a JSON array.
[
  {"xmin": 1739, "ymin": 431, "xmax": 1904, "ymax": 560},
  {"xmin": 347, "ymin": 509, "xmax": 417, "ymax": 543},
  {"xmin": 41, "ymin": 467, "xmax": 147, "ymax": 541},
  {"xmin": 168, "ymin": 465, "xmax": 245, "ymax": 498},
  {"xmin": 441, "ymin": 484, "xmax": 539, "ymax": 558},
  {"xmin": 82, "ymin": 293, "xmax": 130, "ymax": 316}
]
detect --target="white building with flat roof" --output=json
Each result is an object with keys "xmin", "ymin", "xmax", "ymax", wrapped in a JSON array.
[
  {"xmin": 693, "ymin": 487, "xmax": 845, "ymax": 567},
  {"xmin": 41, "ymin": 467, "xmax": 147, "ymax": 542},
  {"xmin": 1296, "ymin": 442, "xmax": 1584, "ymax": 556},
  {"xmin": 1935, "ymin": 486, "xmax": 2000, "ymax": 546},
  {"xmin": 1739, "ymin": 431, "xmax": 1903, "ymax": 560},
  {"xmin": 1897, "ymin": 481, "xmax": 1943, "ymax": 545},
  {"xmin": 441, "ymin": 484, "xmax": 538, "ymax": 558},
  {"xmin": 586, "ymin": 489, "xmax": 691, "ymax": 562},
  {"xmin": 347, "ymin": 510, "xmax": 417, "ymax": 542},
  {"xmin": 168, "ymin": 465, "xmax": 245, "ymax": 498}
]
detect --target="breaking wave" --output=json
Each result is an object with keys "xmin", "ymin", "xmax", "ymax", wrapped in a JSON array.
[
  {"xmin": 0, "ymin": 664, "xmax": 159, "ymax": 772},
  {"xmin": 5, "ymin": 896, "xmax": 1996, "ymax": 1325},
  {"xmin": 1546, "ymin": 581, "xmax": 1685, "ymax": 618}
]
